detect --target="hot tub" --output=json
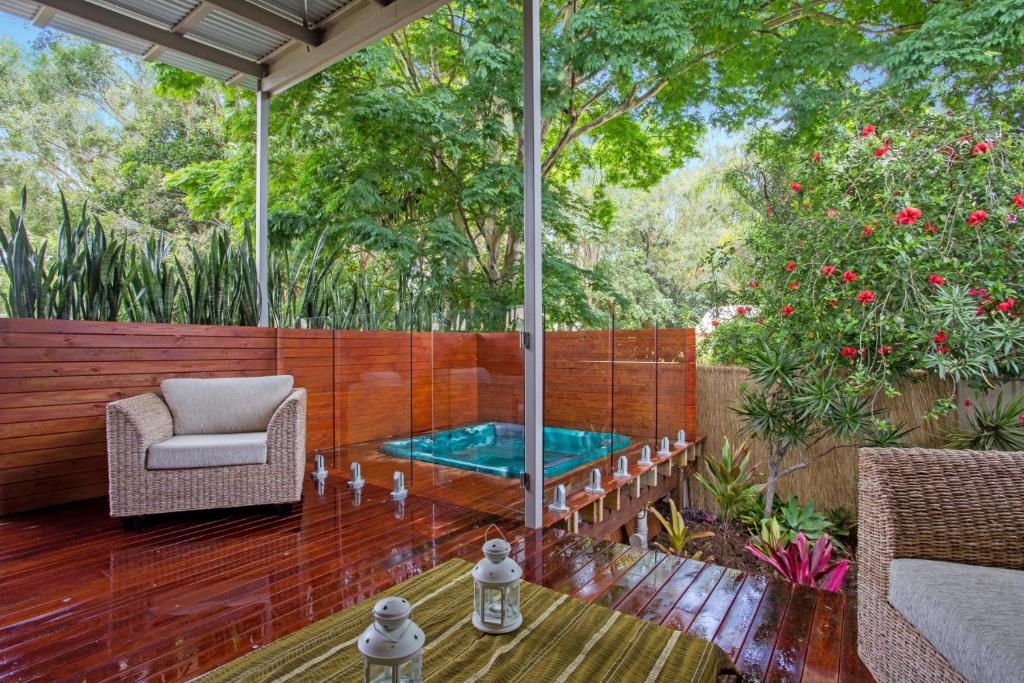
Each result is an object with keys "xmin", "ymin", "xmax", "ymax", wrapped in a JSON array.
[{"xmin": 379, "ymin": 422, "xmax": 630, "ymax": 479}]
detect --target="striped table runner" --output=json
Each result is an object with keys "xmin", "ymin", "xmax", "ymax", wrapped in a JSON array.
[{"xmin": 197, "ymin": 559, "xmax": 727, "ymax": 683}]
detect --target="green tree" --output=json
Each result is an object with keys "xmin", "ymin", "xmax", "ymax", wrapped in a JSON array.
[{"xmin": 166, "ymin": 0, "xmax": 926, "ymax": 323}]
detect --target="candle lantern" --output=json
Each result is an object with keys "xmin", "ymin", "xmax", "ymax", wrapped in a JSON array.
[
  {"xmin": 358, "ymin": 597, "xmax": 424, "ymax": 683},
  {"xmin": 471, "ymin": 528, "xmax": 522, "ymax": 634}
]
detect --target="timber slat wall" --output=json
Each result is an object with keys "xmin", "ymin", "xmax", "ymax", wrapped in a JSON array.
[
  {"xmin": 0, "ymin": 319, "xmax": 696, "ymax": 515},
  {"xmin": 477, "ymin": 328, "xmax": 697, "ymax": 440},
  {"xmin": 0, "ymin": 319, "xmax": 278, "ymax": 515}
]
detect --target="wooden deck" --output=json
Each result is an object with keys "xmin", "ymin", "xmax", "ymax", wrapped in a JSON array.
[{"xmin": 0, "ymin": 478, "xmax": 872, "ymax": 682}]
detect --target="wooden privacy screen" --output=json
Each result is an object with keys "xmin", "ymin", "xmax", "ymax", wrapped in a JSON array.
[{"xmin": 0, "ymin": 319, "xmax": 695, "ymax": 514}]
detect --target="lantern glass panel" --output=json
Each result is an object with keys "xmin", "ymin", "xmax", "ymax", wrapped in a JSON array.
[{"xmin": 364, "ymin": 654, "xmax": 422, "ymax": 683}]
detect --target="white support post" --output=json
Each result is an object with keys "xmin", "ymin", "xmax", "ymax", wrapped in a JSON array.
[
  {"xmin": 255, "ymin": 89, "xmax": 270, "ymax": 327},
  {"xmin": 522, "ymin": 0, "xmax": 544, "ymax": 528}
]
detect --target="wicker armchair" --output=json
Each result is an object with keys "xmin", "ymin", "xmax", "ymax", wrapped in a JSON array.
[
  {"xmin": 106, "ymin": 378, "xmax": 306, "ymax": 526},
  {"xmin": 858, "ymin": 447, "xmax": 1024, "ymax": 683}
]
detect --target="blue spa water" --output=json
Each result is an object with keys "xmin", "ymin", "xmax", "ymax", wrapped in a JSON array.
[{"xmin": 379, "ymin": 422, "xmax": 631, "ymax": 479}]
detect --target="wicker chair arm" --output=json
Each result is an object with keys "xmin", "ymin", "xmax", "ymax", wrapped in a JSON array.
[
  {"xmin": 267, "ymin": 388, "xmax": 307, "ymax": 468},
  {"xmin": 106, "ymin": 393, "xmax": 174, "ymax": 465},
  {"xmin": 859, "ymin": 447, "xmax": 1024, "ymax": 573}
]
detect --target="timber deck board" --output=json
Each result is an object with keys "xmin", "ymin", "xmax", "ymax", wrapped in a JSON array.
[{"xmin": 0, "ymin": 477, "xmax": 872, "ymax": 682}]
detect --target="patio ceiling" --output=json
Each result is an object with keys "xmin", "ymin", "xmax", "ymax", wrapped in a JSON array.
[{"xmin": 0, "ymin": 0, "xmax": 448, "ymax": 94}]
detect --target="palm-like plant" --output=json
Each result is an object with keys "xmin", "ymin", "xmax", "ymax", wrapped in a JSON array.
[
  {"xmin": 694, "ymin": 437, "xmax": 761, "ymax": 524},
  {"xmin": 646, "ymin": 499, "xmax": 714, "ymax": 559},
  {"xmin": 945, "ymin": 393, "xmax": 1024, "ymax": 451},
  {"xmin": 735, "ymin": 341, "xmax": 877, "ymax": 517}
]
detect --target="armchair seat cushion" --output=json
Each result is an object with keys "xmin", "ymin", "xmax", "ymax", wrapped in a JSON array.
[
  {"xmin": 147, "ymin": 432, "xmax": 267, "ymax": 470},
  {"xmin": 888, "ymin": 558, "xmax": 1024, "ymax": 683}
]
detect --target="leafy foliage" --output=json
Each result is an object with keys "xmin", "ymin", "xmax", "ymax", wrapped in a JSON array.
[
  {"xmin": 694, "ymin": 437, "xmax": 761, "ymax": 524},
  {"xmin": 735, "ymin": 341, "xmax": 877, "ymax": 516},
  {"xmin": 945, "ymin": 393, "xmax": 1024, "ymax": 452},
  {"xmin": 647, "ymin": 499, "xmax": 714, "ymax": 560},
  {"xmin": 775, "ymin": 496, "xmax": 832, "ymax": 542},
  {"xmin": 746, "ymin": 532, "xmax": 849, "ymax": 592}
]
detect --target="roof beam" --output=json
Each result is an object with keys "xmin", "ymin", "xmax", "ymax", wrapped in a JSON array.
[
  {"xmin": 205, "ymin": 0, "xmax": 322, "ymax": 46},
  {"xmin": 172, "ymin": 2, "xmax": 215, "ymax": 35},
  {"xmin": 31, "ymin": 6, "xmax": 55, "ymax": 27},
  {"xmin": 39, "ymin": 0, "xmax": 267, "ymax": 78},
  {"xmin": 261, "ymin": 0, "xmax": 449, "ymax": 95}
]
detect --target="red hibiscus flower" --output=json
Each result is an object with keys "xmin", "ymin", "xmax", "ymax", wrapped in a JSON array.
[
  {"xmin": 861, "ymin": 124, "xmax": 875, "ymax": 137},
  {"xmin": 842, "ymin": 270, "xmax": 858, "ymax": 283},
  {"xmin": 977, "ymin": 306, "xmax": 987, "ymax": 316},
  {"xmin": 997, "ymin": 299, "xmax": 1016, "ymax": 313},
  {"xmin": 862, "ymin": 226, "xmax": 873, "ymax": 236},
  {"xmin": 933, "ymin": 330, "xmax": 948, "ymax": 344},
  {"xmin": 1013, "ymin": 194, "xmax": 1024, "ymax": 208},
  {"xmin": 750, "ymin": 281, "xmax": 759, "ymax": 288},
  {"xmin": 826, "ymin": 299, "xmax": 839, "ymax": 307},
  {"xmin": 877, "ymin": 346, "xmax": 893, "ymax": 355},
  {"xmin": 1019, "ymin": 415, "xmax": 1024, "ymax": 426},
  {"xmin": 968, "ymin": 210, "xmax": 988, "ymax": 226},
  {"xmin": 820, "ymin": 265, "xmax": 837, "ymax": 277},
  {"xmin": 812, "ymin": 151, "xmax": 821, "ymax": 162},
  {"xmin": 766, "ymin": 206, "xmax": 774, "ymax": 215},
  {"xmin": 895, "ymin": 207, "xmax": 923, "ymax": 225},
  {"xmin": 785, "ymin": 260, "xmax": 797, "ymax": 272},
  {"xmin": 781, "ymin": 305, "xmax": 795, "ymax": 317},
  {"xmin": 874, "ymin": 140, "xmax": 891, "ymax": 157},
  {"xmin": 736, "ymin": 306, "xmax": 747, "ymax": 316},
  {"xmin": 790, "ymin": 182, "xmax": 803, "ymax": 192},
  {"xmin": 963, "ymin": 400, "xmax": 972, "ymax": 408},
  {"xmin": 971, "ymin": 141, "xmax": 992, "ymax": 155},
  {"xmin": 923, "ymin": 223, "xmax": 938, "ymax": 234},
  {"xmin": 936, "ymin": 345, "xmax": 950, "ymax": 354},
  {"xmin": 788, "ymin": 281, "xmax": 799, "ymax": 290},
  {"xmin": 856, "ymin": 290, "xmax": 876, "ymax": 304},
  {"xmin": 711, "ymin": 320, "xmax": 720, "ymax": 327},
  {"xmin": 841, "ymin": 347, "xmax": 859, "ymax": 359},
  {"xmin": 928, "ymin": 274, "xmax": 945, "ymax": 286}
]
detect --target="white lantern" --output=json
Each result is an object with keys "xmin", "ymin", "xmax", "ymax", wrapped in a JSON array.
[
  {"xmin": 358, "ymin": 597, "xmax": 424, "ymax": 683},
  {"xmin": 471, "ymin": 531, "xmax": 522, "ymax": 634}
]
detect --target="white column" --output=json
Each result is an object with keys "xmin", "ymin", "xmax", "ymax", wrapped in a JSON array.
[
  {"xmin": 255, "ymin": 88, "xmax": 270, "ymax": 327},
  {"xmin": 522, "ymin": 0, "xmax": 544, "ymax": 528}
]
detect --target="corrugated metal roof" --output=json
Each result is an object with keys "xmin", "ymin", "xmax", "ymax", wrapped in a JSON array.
[
  {"xmin": 49, "ymin": 13, "xmax": 152, "ymax": 55},
  {"xmin": 0, "ymin": 0, "xmax": 39, "ymax": 21},
  {"xmin": 249, "ymin": 0, "xmax": 346, "ymax": 26},
  {"xmin": 96, "ymin": 0, "xmax": 201, "ymax": 29},
  {"xmin": 159, "ymin": 47, "xmax": 237, "ymax": 80},
  {"xmin": 188, "ymin": 7, "xmax": 288, "ymax": 61},
  {"xmin": 0, "ymin": 0, "xmax": 437, "ymax": 94}
]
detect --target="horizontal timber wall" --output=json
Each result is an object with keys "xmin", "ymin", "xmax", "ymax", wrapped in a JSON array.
[{"xmin": 0, "ymin": 319, "xmax": 696, "ymax": 514}]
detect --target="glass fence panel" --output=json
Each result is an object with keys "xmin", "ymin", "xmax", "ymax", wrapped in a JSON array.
[{"xmin": 425, "ymin": 308, "xmax": 524, "ymax": 517}]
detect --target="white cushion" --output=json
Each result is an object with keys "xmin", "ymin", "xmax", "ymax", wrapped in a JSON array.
[
  {"xmin": 889, "ymin": 559, "xmax": 1024, "ymax": 683},
  {"xmin": 160, "ymin": 375, "xmax": 293, "ymax": 435},
  {"xmin": 147, "ymin": 432, "xmax": 267, "ymax": 469}
]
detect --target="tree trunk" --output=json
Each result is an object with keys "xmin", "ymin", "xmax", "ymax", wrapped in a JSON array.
[{"xmin": 763, "ymin": 457, "xmax": 780, "ymax": 519}]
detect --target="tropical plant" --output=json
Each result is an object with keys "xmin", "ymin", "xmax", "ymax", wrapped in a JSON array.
[
  {"xmin": 174, "ymin": 225, "xmax": 258, "ymax": 326},
  {"xmin": 694, "ymin": 437, "xmax": 761, "ymax": 524},
  {"xmin": 825, "ymin": 507, "xmax": 858, "ymax": 547},
  {"xmin": 746, "ymin": 532, "xmax": 849, "ymax": 592},
  {"xmin": 735, "ymin": 341, "xmax": 876, "ymax": 517},
  {"xmin": 945, "ymin": 392, "xmax": 1024, "ymax": 451},
  {"xmin": 775, "ymin": 497, "xmax": 832, "ymax": 542},
  {"xmin": 647, "ymin": 499, "xmax": 714, "ymax": 560},
  {"xmin": 748, "ymin": 517, "xmax": 791, "ymax": 557},
  {"xmin": 125, "ymin": 233, "xmax": 178, "ymax": 323},
  {"xmin": 0, "ymin": 189, "xmax": 50, "ymax": 317}
]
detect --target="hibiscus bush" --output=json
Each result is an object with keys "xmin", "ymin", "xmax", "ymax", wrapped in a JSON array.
[{"xmin": 716, "ymin": 98, "xmax": 1024, "ymax": 412}]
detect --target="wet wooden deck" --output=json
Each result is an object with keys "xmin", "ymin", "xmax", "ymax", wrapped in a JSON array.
[{"xmin": 0, "ymin": 478, "xmax": 872, "ymax": 682}]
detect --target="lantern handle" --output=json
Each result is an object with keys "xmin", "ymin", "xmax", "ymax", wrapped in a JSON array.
[{"xmin": 483, "ymin": 523, "xmax": 507, "ymax": 543}]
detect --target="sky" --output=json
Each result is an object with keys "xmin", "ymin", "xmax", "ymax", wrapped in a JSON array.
[{"xmin": 0, "ymin": 14, "xmax": 41, "ymax": 47}]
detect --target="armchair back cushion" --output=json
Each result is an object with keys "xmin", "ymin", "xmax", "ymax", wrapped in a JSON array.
[{"xmin": 161, "ymin": 375, "xmax": 294, "ymax": 435}]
